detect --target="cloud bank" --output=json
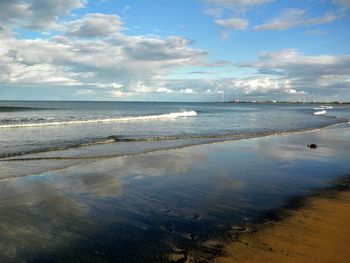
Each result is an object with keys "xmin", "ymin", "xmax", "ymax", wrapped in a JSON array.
[{"xmin": 0, "ymin": 0, "xmax": 349, "ymax": 101}]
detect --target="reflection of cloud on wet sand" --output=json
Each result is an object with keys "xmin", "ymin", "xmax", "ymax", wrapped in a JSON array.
[
  {"xmin": 1, "ymin": 150, "xmax": 205, "ymax": 260},
  {"xmin": 0, "ymin": 178, "xmax": 88, "ymax": 261},
  {"xmin": 0, "ymin": 164, "xmax": 124, "ymax": 261},
  {"xmin": 114, "ymin": 150, "xmax": 208, "ymax": 179},
  {"xmin": 54, "ymin": 171, "xmax": 123, "ymax": 198},
  {"xmin": 0, "ymin": 159, "xmax": 82, "ymax": 180}
]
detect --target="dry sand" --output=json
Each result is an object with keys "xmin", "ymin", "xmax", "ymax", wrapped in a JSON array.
[{"xmin": 215, "ymin": 191, "xmax": 350, "ymax": 263}]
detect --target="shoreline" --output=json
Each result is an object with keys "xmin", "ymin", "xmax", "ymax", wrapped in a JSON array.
[
  {"xmin": 1, "ymin": 122, "xmax": 348, "ymax": 184},
  {"xmin": 2, "ymin": 120, "xmax": 348, "ymax": 162},
  {"xmin": 212, "ymin": 177, "xmax": 350, "ymax": 263},
  {"xmin": 1, "ymin": 121, "xmax": 349, "ymax": 262}
]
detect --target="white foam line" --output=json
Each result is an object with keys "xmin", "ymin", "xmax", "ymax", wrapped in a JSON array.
[
  {"xmin": 314, "ymin": 110, "xmax": 327, "ymax": 115},
  {"xmin": 0, "ymin": 111, "xmax": 198, "ymax": 128}
]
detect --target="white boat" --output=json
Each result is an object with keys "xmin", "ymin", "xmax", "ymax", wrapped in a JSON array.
[
  {"xmin": 313, "ymin": 107, "xmax": 323, "ymax": 110},
  {"xmin": 314, "ymin": 110, "xmax": 326, "ymax": 115},
  {"xmin": 321, "ymin": 105, "xmax": 333, "ymax": 109}
]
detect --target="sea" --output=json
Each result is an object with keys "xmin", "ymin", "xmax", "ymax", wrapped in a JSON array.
[
  {"xmin": 0, "ymin": 101, "xmax": 348, "ymax": 160},
  {"xmin": 0, "ymin": 101, "xmax": 349, "ymax": 262}
]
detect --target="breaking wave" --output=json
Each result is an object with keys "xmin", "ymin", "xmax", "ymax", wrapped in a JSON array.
[
  {"xmin": 2, "ymin": 119, "xmax": 348, "ymax": 160},
  {"xmin": 0, "ymin": 111, "xmax": 197, "ymax": 128}
]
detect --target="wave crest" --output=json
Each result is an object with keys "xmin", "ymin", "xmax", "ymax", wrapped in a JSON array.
[{"xmin": 0, "ymin": 111, "xmax": 197, "ymax": 128}]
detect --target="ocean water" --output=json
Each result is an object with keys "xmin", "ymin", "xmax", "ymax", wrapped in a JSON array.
[
  {"xmin": 1, "ymin": 101, "xmax": 350, "ymax": 262},
  {"xmin": 0, "ymin": 101, "xmax": 348, "ymax": 160}
]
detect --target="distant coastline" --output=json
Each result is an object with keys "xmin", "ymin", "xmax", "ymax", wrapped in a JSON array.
[{"xmin": 226, "ymin": 100, "xmax": 350, "ymax": 104}]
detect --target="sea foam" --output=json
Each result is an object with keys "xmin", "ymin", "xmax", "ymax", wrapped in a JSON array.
[{"xmin": 0, "ymin": 111, "xmax": 197, "ymax": 128}]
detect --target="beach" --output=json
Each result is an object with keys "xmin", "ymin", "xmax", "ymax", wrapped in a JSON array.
[
  {"xmin": 0, "ymin": 102, "xmax": 349, "ymax": 262},
  {"xmin": 215, "ymin": 189, "xmax": 350, "ymax": 263},
  {"xmin": 0, "ymin": 123, "xmax": 349, "ymax": 262},
  {"xmin": 1, "ymin": 0, "xmax": 349, "ymax": 261}
]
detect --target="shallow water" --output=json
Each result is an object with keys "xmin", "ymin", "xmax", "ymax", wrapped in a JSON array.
[
  {"xmin": 0, "ymin": 101, "xmax": 348, "ymax": 159},
  {"xmin": 0, "ymin": 124, "xmax": 349, "ymax": 262}
]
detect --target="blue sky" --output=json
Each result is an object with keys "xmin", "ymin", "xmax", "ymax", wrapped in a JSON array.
[{"xmin": 0, "ymin": 0, "xmax": 349, "ymax": 101}]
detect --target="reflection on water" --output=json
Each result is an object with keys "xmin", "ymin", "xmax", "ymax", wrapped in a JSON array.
[
  {"xmin": 0, "ymin": 126, "xmax": 349, "ymax": 262},
  {"xmin": 0, "ymin": 178, "xmax": 89, "ymax": 261}
]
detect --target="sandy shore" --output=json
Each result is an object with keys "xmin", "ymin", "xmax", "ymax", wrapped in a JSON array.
[
  {"xmin": 1, "ymin": 124, "xmax": 349, "ymax": 262},
  {"xmin": 215, "ymin": 190, "xmax": 350, "ymax": 263}
]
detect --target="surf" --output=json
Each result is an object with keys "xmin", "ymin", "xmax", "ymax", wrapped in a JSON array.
[
  {"xmin": 314, "ymin": 110, "xmax": 327, "ymax": 115},
  {"xmin": 0, "ymin": 111, "xmax": 198, "ymax": 128}
]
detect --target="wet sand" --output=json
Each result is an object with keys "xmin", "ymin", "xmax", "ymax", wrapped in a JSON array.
[
  {"xmin": 0, "ymin": 125, "xmax": 349, "ymax": 262},
  {"xmin": 215, "ymin": 190, "xmax": 350, "ymax": 263}
]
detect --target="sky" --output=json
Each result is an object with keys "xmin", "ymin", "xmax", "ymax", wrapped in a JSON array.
[{"xmin": 0, "ymin": 0, "xmax": 349, "ymax": 102}]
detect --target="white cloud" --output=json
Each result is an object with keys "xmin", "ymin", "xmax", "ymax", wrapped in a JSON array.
[
  {"xmin": 65, "ymin": 13, "xmax": 122, "ymax": 37},
  {"xmin": 153, "ymin": 77, "xmax": 307, "ymax": 97},
  {"xmin": 214, "ymin": 18, "xmax": 248, "ymax": 30},
  {"xmin": 287, "ymin": 89, "xmax": 307, "ymax": 95},
  {"xmin": 0, "ymin": 1, "xmax": 348, "ymax": 100},
  {"xmin": 110, "ymin": 82, "xmax": 123, "ymax": 89},
  {"xmin": 156, "ymin": 87, "xmax": 174, "ymax": 93},
  {"xmin": 180, "ymin": 88, "xmax": 195, "ymax": 94},
  {"xmin": 202, "ymin": 0, "xmax": 270, "ymax": 38},
  {"xmin": 0, "ymin": 0, "xmax": 85, "ymax": 29},
  {"xmin": 229, "ymin": 77, "xmax": 304, "ymax": 95},
  {"xmin": 241, "ymin": 49, "xmax": 350, "ymax": 77},
  {"xmin": 238, "ymin": 49, "xmax": 350, "ymax": 93},
  {"xmin": 0, "ymin": 52, "xmax": 80, "ymax": 85},
  {"xmin": 254, "ymin": 8, "xmax": 338, "ymax": 31},
  {"xmin": 0, "ymin": 24, "xmax": 207, "ymax": 94},
  {"xmin": 94, "ymin": 82, "xmax": 123, "ymax": 89}
]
